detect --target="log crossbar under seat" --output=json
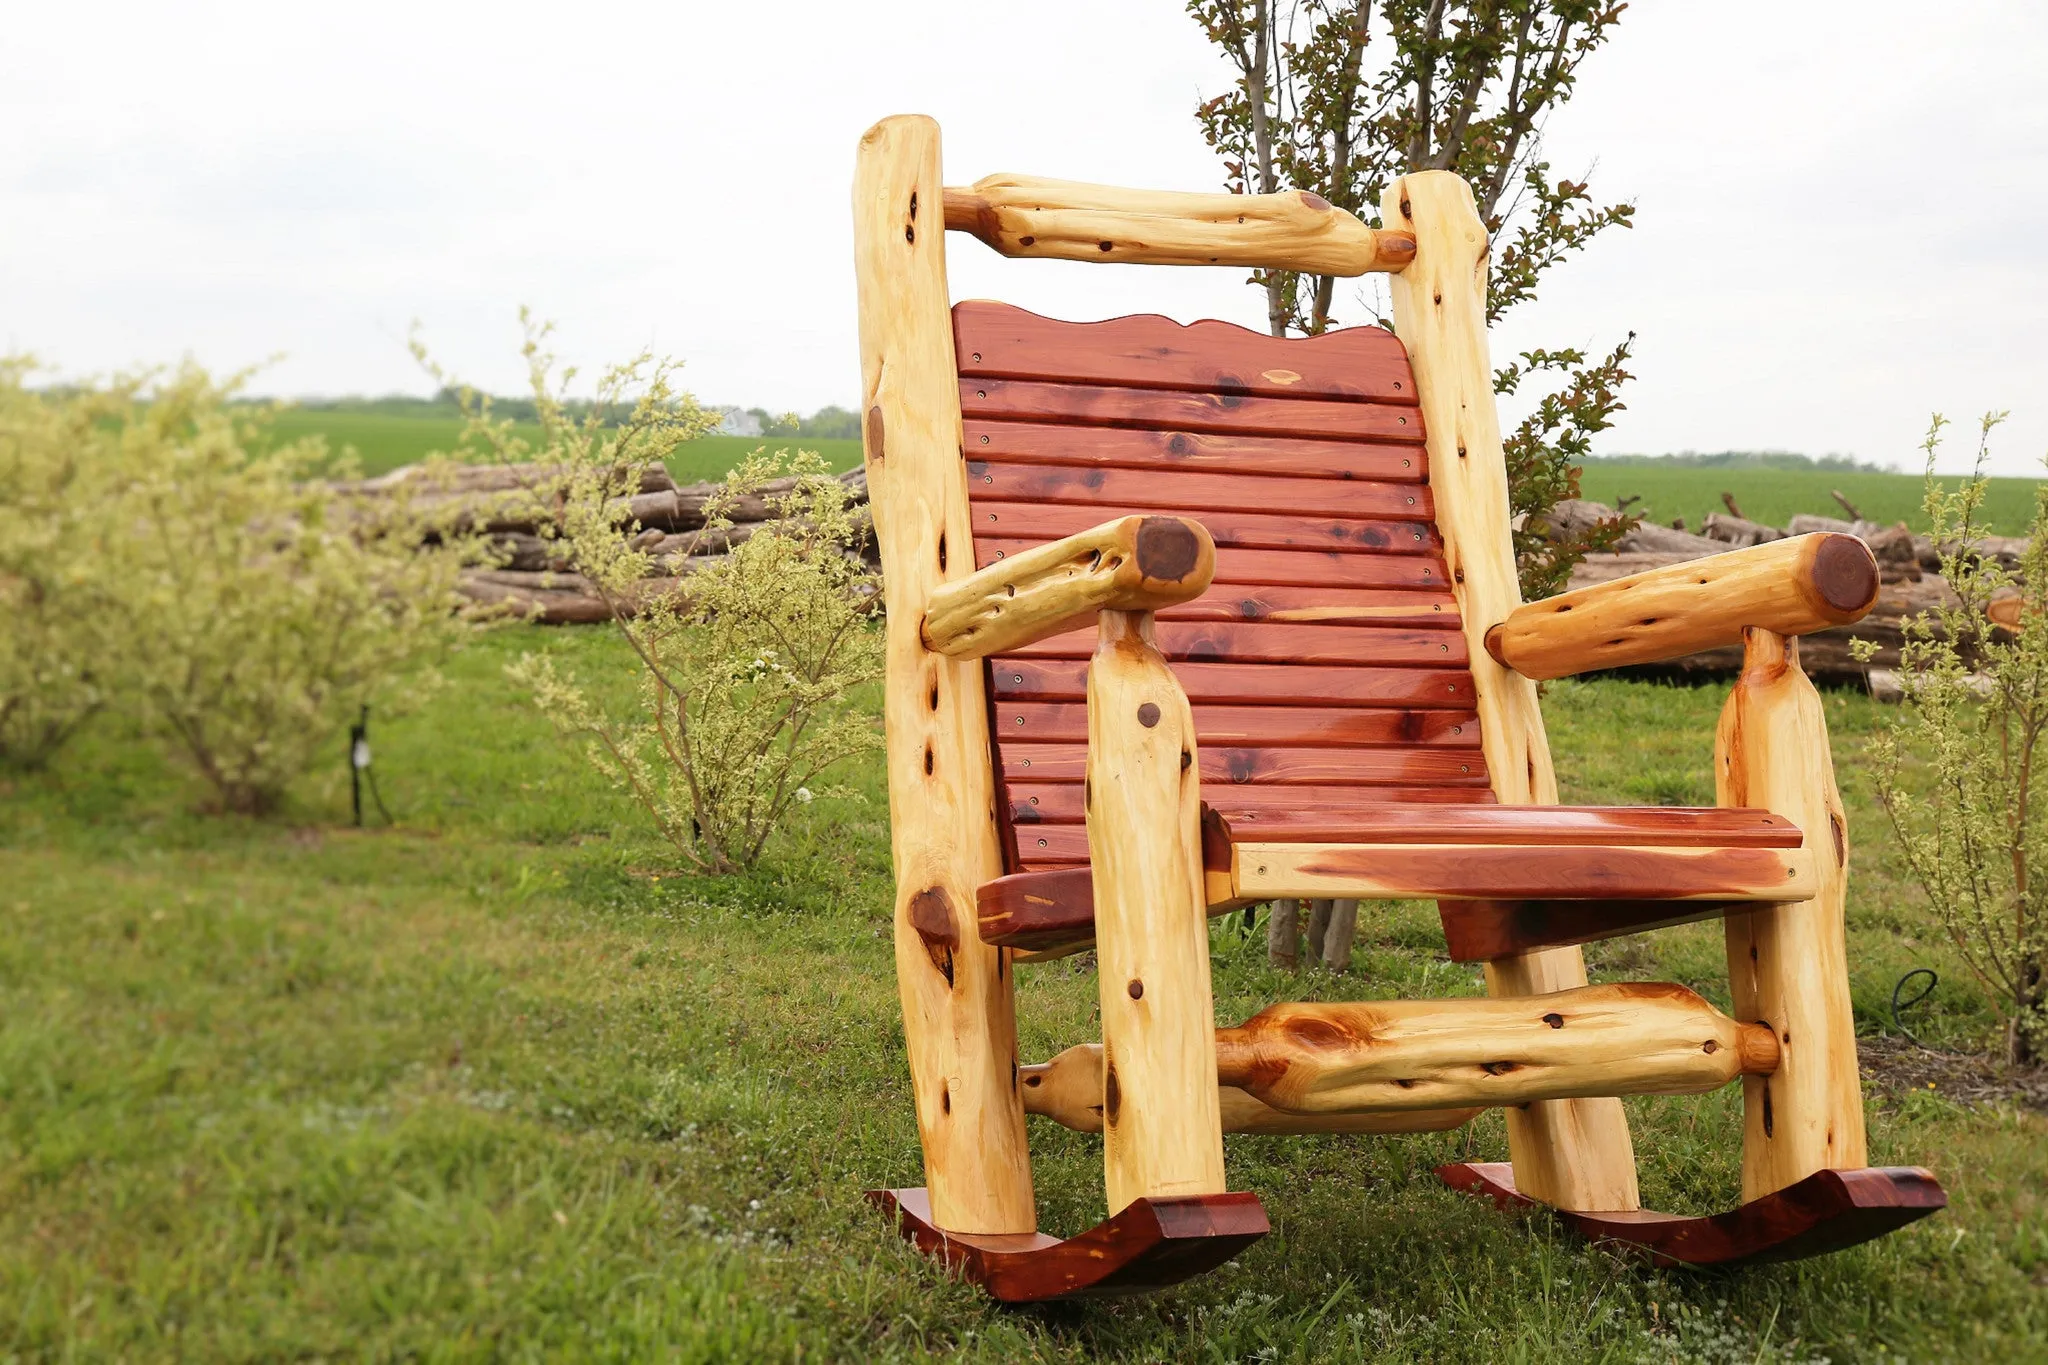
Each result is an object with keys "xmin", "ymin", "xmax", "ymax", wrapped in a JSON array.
[{"xmin": 854, "ymin": 115, "xmax": 1940, "ymax": 1305}]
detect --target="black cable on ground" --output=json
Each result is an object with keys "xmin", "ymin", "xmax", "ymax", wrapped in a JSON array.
[{"xmin": 1889, "ymin": 967, "xmax": 1941, "ymax": 1051}]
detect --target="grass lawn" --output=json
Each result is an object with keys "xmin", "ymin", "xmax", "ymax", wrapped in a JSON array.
[{"xmin": 3, "ymin": 624, "xmax": 2043, "ymax": 1361}]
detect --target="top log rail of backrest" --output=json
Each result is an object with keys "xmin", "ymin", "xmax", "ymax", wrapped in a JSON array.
[{"xmin": 944, "ymin": 175, "xmax": 1416, "ymax": 275}]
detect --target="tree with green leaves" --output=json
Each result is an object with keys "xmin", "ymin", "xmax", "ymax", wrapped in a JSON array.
[{"xmin": 1189, "ymin": 0, "xmax": 1636, "ymax": 599}]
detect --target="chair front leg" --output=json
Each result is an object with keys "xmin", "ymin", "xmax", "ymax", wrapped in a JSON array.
[
  {"xmin": 1716, "ymin": 627, "xmax": 1867, "ymax": 1200},
  {"xmin": 1087, "ymin": 607, "xmax": 1227, "ymax": 1214}
]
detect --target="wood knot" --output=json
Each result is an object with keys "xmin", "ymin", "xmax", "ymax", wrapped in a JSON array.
[
  {"xmin": 1300, "ymin": 191, "xmax": 1331, "ymax": 210},
  {"xmin": 1127, "ymin": 978, "xmax": 1144, "ymax": 999},
  {"xmin": 1103, "ymin": 1063, "xmax": 1121, "ymax": 1124},
  {"xmin": 907, "ymin": 887, "xmax": 958, "ymax": 986},
  {"xmin": 1137, "ymin": 702, "xmax": 1161, "ymax": 728},
  {"xmin": 1541, "ymin": 1012, "xmax": 1564, "ymax": 1029}
]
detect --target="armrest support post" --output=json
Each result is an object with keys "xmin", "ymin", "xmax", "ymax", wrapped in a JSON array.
[
  {"xmin": 922, "ymin": 514, "xmax": 1215, "ymax": 659},
  {"xmin": 1087, "ymin": 608, "xmax": 1227, "ymax": 1212},
  {"xmin": 1487, "ymin": 534, "xmax": 1879, "ymax": 681},
  {"xmin": 1715, "ymin": 628, "xmax": 1867, "ymax": 1199}
]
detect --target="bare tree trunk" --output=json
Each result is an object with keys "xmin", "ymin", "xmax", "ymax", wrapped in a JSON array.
[
  {"xmin": 1267, "ymin": 897, "xmax": 1301, "ymax": 967},
  {"xmin": 1322, "ymin": 898, "xmax": 1359, "ymax": 973},
  {"xmin": 1243, "ymin": 0, "xmax": 1291, "ymax": 337},
  {"xmin": 1304, "ymin": 898, "xmax": 1333, "ymax": 963}
]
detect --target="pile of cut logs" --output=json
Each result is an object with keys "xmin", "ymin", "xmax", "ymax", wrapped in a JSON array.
[
  {"xmin": 1545, "ymin": 497, "xmax": 2021, "ymax": 685},
  {"xmin": 334, "ymin": 461, "xmax": 872, "ymax": 625},
  {"xmin": 340, "ymin": 461, "xmax": 2008, "ymax": 689}
]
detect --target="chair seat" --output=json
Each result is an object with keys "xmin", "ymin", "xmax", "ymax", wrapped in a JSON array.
[{"xmin": 979, "ymin": 803, "xmax": 1809, "ymax": 957}]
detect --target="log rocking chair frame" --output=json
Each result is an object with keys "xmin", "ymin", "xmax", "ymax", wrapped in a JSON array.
[{"xmin": 851, "ymin": 114, "xmax": 1943, "ymax": 1303}]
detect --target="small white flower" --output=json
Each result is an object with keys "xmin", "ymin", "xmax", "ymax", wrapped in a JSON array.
[{"xmin": 795, "ymin": 787, "xmax": 813, "ymax": 804}]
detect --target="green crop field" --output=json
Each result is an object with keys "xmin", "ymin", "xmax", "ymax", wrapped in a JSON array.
[
  {"xmin": 4, "ymin": 626, "xmax": 2043, "ymax": 1360},
  {"xmin": 1578, "ymin": 462, "xmax": 2045, "ymax": 540}
]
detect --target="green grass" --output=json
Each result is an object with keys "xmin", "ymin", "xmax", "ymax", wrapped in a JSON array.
[
  {"xmin": 3, "ymin": 626, "xmax": 2043, "ymax": 1360},
  {"xmin": 1576, "ymin": 463, "xmax": 2044, "ymax": 539}
]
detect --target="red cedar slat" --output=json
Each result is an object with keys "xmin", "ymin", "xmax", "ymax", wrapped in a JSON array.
[
  {"xmin": 967, "ymin": 460, "xmax": 1433, "ymax": 522},
  {"xmin": 973, "ymin": 500, "xmax": 1440, "ymax": 555},
  {"xmin": 1005, "ymin": 783, "xmax": 1496, "ymax": 825},
  {"xmin": 1437, "ymin": 899, "xmax": 1753, "ymax": 962},
  {"xmin": 977, "ymin": 539, "xmax": 1450, "ymax": 590},
  {"xmin": 1155, "ymin": 585, "xmax": 1459, "ymax": 628},
  {"xmin": 1209, "ymin": 805, "xmax": 1803, "ymax": 849},
  {"xmin": 965, "ymin": 421, "xmax": 1427, "ymax": 483},
  {"xmin": 961, "ymin": 379, "xmax": 1425, "ymax": 444},
  {"xmin": 993, "ymin": 703, "xmax": 1482, "ymax": 748},
  {"xmin": 1258, "ymin": 844, "xmax": 1808, "ymax": 902},
  {"xmin": 1005, "ymin": 621, "xmax": 1467, "ymax": 667},
  {"xmin": 993, "ymin": 743, "xmax": 1489, "ymax": 786},
  {"xmin": 991, "ymin": 660, "xmax": 1478, "ymax": 708},
  {"xmin": 953, "ymin": 300, "xmax": 1417, "ymax": 404}
]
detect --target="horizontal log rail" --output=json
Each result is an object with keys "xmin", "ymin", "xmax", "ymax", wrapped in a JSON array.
[
  {"xmin": 1486, "ymin": 533, "xmax": 1879, "ymax": 682},
  {"xmin": 1233, "ymin": 841, "xmax": 1817, "ymax": 903},
  {"xmin": 1021, "ymin": 1044, "xmax": 1482, "ymax": 1136},
  {"xmin": 1021, "ymin": 983, "xmax": 1777, "ymax": 1121},
  {"xmin": 943, "ymin": 175, "xmax": 1416, "ymax": 276},
  {"xmin": 922, "ymin": 514, "xmax": 1215, "ymax": 659},
  {"xmin": 1221, "ymin": 983, "xmax": 1778, "ymax": 1113}
]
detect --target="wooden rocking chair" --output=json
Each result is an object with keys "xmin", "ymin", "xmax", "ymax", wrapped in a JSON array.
[{"xmin": 852, "ymin": 115, "xmax": 1944, "ymax": 1304}]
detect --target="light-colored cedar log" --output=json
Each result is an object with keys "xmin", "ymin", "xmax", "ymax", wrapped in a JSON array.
[
  {"xmin": 944, "ymin": 175, "xmax": 1416, "ymax": 275},
  {"xmin": 1487, "ymin": 534, "xmax": 1880, "ymax": 682},
  {"xmin": 1716, "ymin": 629, "xmax": 1868, "ymax": 1200},
  {"xmin": 854, "ymin": 115, "xmax": 1036, "ymax": 1235},
  {"xmin": 1021, "ymin": 1044, "xmax": 1481, "ymax": 1135},
  {"xmin": 1232, "ymin": 842, "xmax": 1816, "ymax": 903},
  {"xmin": 1216, "ymin": 984, "xmax": 1780, "ymax": 1115},
  {"xmin": 1087, "ymin": 608, "xmax": 1228, "ymax": 1213},
  {"xmin": 1383, "ymin": 169, "xmax": 1640, "ymax": 1211},
  {"xmin": 922, "ymin": 514, "xmax": 1216, "ymax": 659}
]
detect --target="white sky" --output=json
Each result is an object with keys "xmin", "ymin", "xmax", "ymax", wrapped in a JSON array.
[{"xmin": 3, "ymin": 1, "xmax": 2043, "ymax": 472}]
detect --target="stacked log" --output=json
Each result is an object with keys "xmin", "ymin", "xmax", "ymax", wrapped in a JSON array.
[{"xmin": 334, "ymin": 460, "xmax": 871, "ymax": 623}]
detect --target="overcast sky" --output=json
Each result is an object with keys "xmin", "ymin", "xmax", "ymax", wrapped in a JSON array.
[{"xmin": 3, "ymin": 1, "xmax": 2043, "ymax": 471}]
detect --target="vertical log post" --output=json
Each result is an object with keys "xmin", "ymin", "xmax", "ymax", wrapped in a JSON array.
[
  {"xmin": 1382, "ymin": 170, "xmax": 1641, "ymax": 1212},
  {"xmin": 853, "ymin": 115, "xmax": 1036, "ymax": 1234},
  {"xmin": 1716, "ymin": 628, "xmax": 1867, "ymax": 1199},
  {"xmin": 1088, "ymin": 608, "xmax": 1228, "ymax": 1214}
]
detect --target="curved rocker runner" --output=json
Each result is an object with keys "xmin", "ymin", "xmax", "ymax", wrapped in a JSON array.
[{"xmin": 851, "ymin": 114, "xmax": 1944, "ymax": 1304}]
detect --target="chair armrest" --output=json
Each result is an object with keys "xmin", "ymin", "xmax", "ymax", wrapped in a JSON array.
[
  {"xmin": 1487, "ymin": 533, "xmax": 1879, "ymax": 681},
  {"xmin": 921, "ymin": 514, "xmax": 1215, "ymax": 660}
]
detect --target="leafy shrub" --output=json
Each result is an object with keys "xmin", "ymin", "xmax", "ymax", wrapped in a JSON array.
[
  {"xmin": 0, "ymin": 359, "xmax": 126, "ymax": 767},
  {"xmin": 474, "ymin": 321, "xmax": 882, "ymax": 872},
  {"xmin": 1862, "ymin": 413, "xmax": 2048, "ymax": 1064},
  {"xmin": 2, "ymin": 359, "xmax": 485, "ymax": 811}
]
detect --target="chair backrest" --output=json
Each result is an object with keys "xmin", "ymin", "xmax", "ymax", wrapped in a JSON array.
[{"xmin": 952, "ymin": 300, "xmax": 1498, "ymax": 874}]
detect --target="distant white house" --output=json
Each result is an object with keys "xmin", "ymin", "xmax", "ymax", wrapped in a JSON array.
[{"xmin": 714, "ymin": 406, "xmax": 762, "ymax": 437}]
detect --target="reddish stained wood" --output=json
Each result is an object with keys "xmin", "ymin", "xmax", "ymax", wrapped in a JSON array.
[
  {"xmin": 1207, "ymin": 805, "xmax": 1801, "ymax": 849},
  {"xmin": 869, "ymin": 1186, "xmax": 1268, "ymax": 1301},
  {"xmin": 1005, "ymin": 782, "xmax": 1496, "ymax": 825},
  {"xmin": 1270, "ymin": 844, "xmax": 1808, "ymax": 901},
  {"xmin": 972, "ymin": 500, "xmax": 1440, "ymax": 555},
  {"xmin": 1438, "ymin": 897, "xmax": 1753, "ymax": 962},
  {"xmin": 978, "ymin": 540, "xmax": 1450, "ymax": 591},
  {"xmin": 994, "ymin": 703, "xmax": 1482, "ymax": 748},
  {"xmin": 1153, "ymin": 585, "xmax": 1460, "ymax": 628},
  {"xmin": 954, "ymin": 299, "xmax": 1417, "ymax": 404},
  {"xmin": 967, "ymin": 460, "xmax": 1433, "ymax": 522},
  {"xmin": 990, "ymin": 660, "xmax": 1478, "ymax": 708},
  {"xmin": 965, "ymin": 420, "xmax": 1427, "ymax": 483},
  {"xmin": 1437, "ymin": 1162, "xmax": 1944, "ymax": 1268},
  {"xmin": 1005, "ymin": 621, "xmax": 1468, "ymax": 667},
  {"xmin": 961, "ymin": 378, "xmax": 1424, "ymax": 444},
  {"xmin": 996, "ymin": 743, "xmax": 1491, "ymax": 787}
]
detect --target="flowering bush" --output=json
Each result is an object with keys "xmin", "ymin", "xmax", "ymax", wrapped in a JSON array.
[
  {"xmin": 471, "ymin": 321, "xmax": 882, "ymax": 872},
  {"xmin": 1, "ymin": 358, "xmax": 486, "ymax": 811}
]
